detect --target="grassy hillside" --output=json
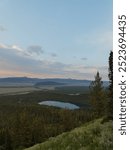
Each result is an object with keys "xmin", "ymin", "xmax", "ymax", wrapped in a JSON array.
[{"xmin": 25, "ymin": 118, "xmax": 112, "ymax": 150}]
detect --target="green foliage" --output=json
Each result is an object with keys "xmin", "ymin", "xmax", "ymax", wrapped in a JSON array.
[
  {"xmin": 107, "ymin": 51, "xmax": 113, "ymax": 118},
  {"xmin": 25, "ymin": 119, "xmax": 112, "ymax": 150},
  {"xmin": 0, "ymin": 104, "xmax": 93, "ymax": 150},
  {"xmin": 108, "ymin": 51, "xmax": 113, "ymax": 91},
  {"xmin": 89, "ymin": 72, "xmax": 105, "ymax": 116},
  {"xmin": 0, "ymin": 128, "xmax": 12, "ymax": 150}
]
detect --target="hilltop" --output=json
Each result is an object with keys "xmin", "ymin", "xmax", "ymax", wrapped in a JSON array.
[
  {"xmin": 0, "ymin": 77, "xmax": 109, "ymax": 87},
  {"xmin": 25, "ymin": 118, "xmax": 112, "ymax": 150}
]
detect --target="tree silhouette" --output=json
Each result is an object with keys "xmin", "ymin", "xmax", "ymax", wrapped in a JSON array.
[
  {"xmin": 89, "ymin": 71, "xmax": 105, "ymax": 116},
  {"xmin": 107, "ymin": 51, "xmax": 113, "ymax": 118}
]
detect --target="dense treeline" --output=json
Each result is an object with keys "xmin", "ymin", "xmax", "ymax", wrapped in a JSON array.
[
  {"xmin": 0, "ymin": 104, "xmax": 94, "ymax": 150},
  {"xmin": 25, "ymin": 119, "xmax": 112, "ymax": 150}
]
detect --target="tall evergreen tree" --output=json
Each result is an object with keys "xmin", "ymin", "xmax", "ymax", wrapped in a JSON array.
[
  {"xmin": 89, "ymin": 71, "xmax": 105, "ymax": 116},
  {"xmin": 107, "ymin": 51, "xmax": 113, "ymax": 118}
]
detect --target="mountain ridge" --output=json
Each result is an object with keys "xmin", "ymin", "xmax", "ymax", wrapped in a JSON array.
[{"xmin": 0, "ymin": 77, "xmax": 109, "ymax": 87}]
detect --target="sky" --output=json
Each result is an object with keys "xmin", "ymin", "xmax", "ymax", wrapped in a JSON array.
[{"xmin": 0, "ymin": 0, "xmax": 112, "ymax": 80}]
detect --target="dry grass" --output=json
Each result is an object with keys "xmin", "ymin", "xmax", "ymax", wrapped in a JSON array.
[{"xmin": 0, "ymin": 87, "xmax": 40, "ymax": 95}]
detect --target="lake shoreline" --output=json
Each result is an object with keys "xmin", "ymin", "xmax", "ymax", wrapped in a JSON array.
[{"xmin": 39, "ymin": 100, "xmax": 80, "ymax": 110}]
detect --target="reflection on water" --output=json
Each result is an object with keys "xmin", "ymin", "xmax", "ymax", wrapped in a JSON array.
[{"xmin": 39, "ymin": 100, "xmax": 80, "ymax": 110}]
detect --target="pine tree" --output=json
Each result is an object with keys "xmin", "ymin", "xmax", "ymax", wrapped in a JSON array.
[
  {"xmin": 107, "ymin": 51, "xmax": 113, "ymax": 118},
  {"xmin": 89, "ymin": 71, "xmax": 105, "ymax": 116}
]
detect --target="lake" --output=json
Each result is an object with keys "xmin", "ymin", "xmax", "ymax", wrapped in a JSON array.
[{"xmin": 38, "ymin": 100, "xmax": 80, "ymax": 110}]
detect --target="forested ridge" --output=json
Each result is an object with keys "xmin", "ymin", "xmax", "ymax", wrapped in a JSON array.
[
  {"xmin": 25, "ymin": 118, "xmax": 112, "ymax": 150},
  {"xmin": 0, "ymin": 103, "xmax": 95, "ymax": 150}
]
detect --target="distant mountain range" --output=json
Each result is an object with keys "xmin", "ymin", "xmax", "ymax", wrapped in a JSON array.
[
  {"xmin": 35, "ymin": 81, "xmax": 66, "ymax": 86},
  {"xmin": 0, "ymin": 77, "xmax": 109, "ymax": 87}
]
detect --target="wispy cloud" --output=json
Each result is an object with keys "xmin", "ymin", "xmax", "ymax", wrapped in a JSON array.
[
  {"xmin": 0, "ymin": 25, "xmax": 6, "ymax": 32},
  {"xmin": 81, "ymin": 57, "xmax": 87, "ymax": 61},
  {"xmin": 0, "ymin": 43, "xmax": 108, "ymax": 80},
  {"xmin": 27, "ymin": 45, "xmax": 44, "ymax": 55},
  {"xmin": 51, "ymin": 53, "xmax": 57, "ymax": 57}
]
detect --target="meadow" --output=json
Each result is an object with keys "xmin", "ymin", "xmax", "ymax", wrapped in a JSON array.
[{"xmin": 0, "ymin": 86, "xmax": 40, "ymax": 95}]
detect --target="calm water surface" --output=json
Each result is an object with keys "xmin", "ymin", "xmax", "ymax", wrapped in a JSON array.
[{"xmin": 39, "ymin": 100, "xmax": 80, "ymax": 110}]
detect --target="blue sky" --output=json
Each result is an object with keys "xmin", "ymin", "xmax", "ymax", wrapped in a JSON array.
[{"xmin": 0, "ymin": 0, "xmax": 112, "ymax": 80}]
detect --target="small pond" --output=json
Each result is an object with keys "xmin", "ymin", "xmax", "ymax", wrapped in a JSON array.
[{"xmin": 38, "ymin": 100, "xmax": 80, "ymax": 110}]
